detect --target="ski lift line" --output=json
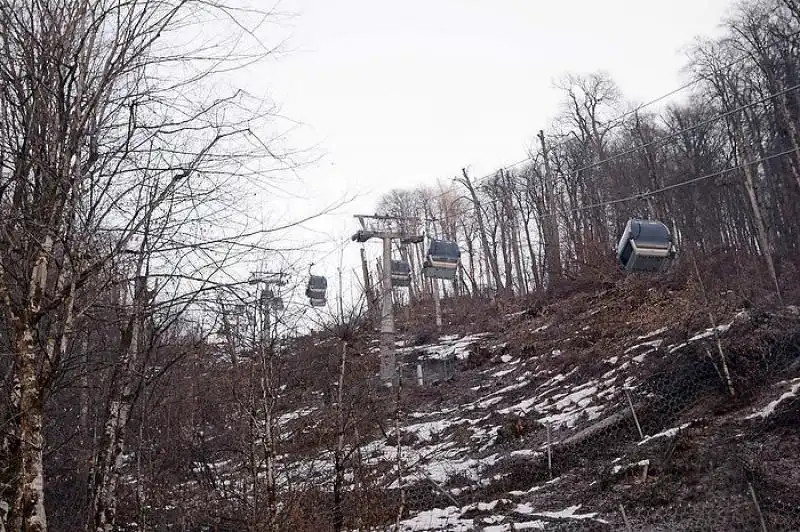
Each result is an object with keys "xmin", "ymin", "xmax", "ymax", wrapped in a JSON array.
[
  {"xmin": 444, "ymin": 145, "xmax": 799, "ymax": 231},
  {"xmin": 447, "ymin": 81, "xmax": 800, "ymax": 221},
  {"xmin": 543, "ymin": 25, "xmax": 800, "ymax": 155},
  {"xmin": 421, "ymin": 77, "xmax": 702, "ymax": 205},
  {"xmin": 308, "ymin": 235, "xmax": 351, "ymax": 266},
  {"xmin": 248, "ymin": 271, "xmax": 288, "ymax": 284},
  {"xmin": 352, "ymin": 214, "xmax": 430, "ymax": 222},
  {"xmin": 555, "ymin": 80, "xmax": 800, "ymax": 182},
  {"xmin": 416, "ymin": 29, "xmax": 800, "ymax": 208},
  {"xmin": 461, "ymin": 80, "xmax": 800, "ymax": 208},
  {"xmin": 352, "ymin": 214, "xmax": 433, "ymax": 240},
  {"xmin": 553, "ymin": 145, "xmax": 800, "ymax": 218}
]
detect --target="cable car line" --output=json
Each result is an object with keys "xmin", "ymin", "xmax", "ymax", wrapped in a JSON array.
[
  {"xmin": 415, "ymin": 28, "xmax": 800, "ymax": 208},
  {"xmin": 442, "ymin": 81, "xmax": 800, "ymax": 224},
  {"xmin": 538, "ymin": 145, "xmax": 800, "ymax": 219}
]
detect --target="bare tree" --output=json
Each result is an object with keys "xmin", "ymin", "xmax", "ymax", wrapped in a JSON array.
[
  {"xmin": 0, "ymin": 1, "xmax": 297, "ymax": 529},
  {"xmin": 456, "ymin": 169, "xmax": 504, "ymax": 294}
]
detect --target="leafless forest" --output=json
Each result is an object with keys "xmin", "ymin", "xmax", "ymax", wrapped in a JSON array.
[{"xmin": 1, "ymin": 0, "xmax": 800, "ymax": 531}]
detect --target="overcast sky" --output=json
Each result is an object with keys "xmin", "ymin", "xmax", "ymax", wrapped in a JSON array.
[{"xmin": 249, "ymin": 0, "xmax": 738, "ymax": 302}]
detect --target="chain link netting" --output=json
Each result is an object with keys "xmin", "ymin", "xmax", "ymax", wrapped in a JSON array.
[{"xmin": 97, "ymin": 281, "xmax": 797, "ymax": 532}]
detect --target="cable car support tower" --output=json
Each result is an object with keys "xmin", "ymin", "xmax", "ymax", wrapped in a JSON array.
[
  {"xmin": 249, "ymin": 271, "xmax": 289, "ymax": 345},
  {"xmin": 352, "ymin": 214, "xmax": 423, "ymax": 386}
]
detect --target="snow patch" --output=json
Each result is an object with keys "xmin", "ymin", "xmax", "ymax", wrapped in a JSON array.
[
  {"xmin": 404, "ymin": 419, "xmax": 468, "ymax": 442},
  {"xmin": 624, "ymin": 339, "xmax": 663, "ymax": 354},
  {"xmin": 484, "ymin": 521, "xmax": 545, "ymax": 531},
  {"xmin": 638, "ymin": 422, "xmax": 692, "ymax": 445},
  {"xmin": 612, "ymin": 459, "xmax": 650, "ymax": 475},
  {"xmin": 510, "ymin": 449, "xmax": 542, "ymax": 458},
  {"xmin": 415, "ymin": 333, "xmax": 491, "ymax": 361},
  {"xmin": 278, "ymin": 407, "xmax": 315, "ymax": 426},
  {"xmin": 632, "ymin": 349, "xmax": 656, "ymax": 363},
  {"xmin": 515, "ymin": 503, "xmax": 601, "ymax": 521},
  {"xmin": 492, "ymin": 367, "xmax": 516, "ymax": 378},
  {"xmin": 746, "ymin": 378, "xmax": 800, "ymax": 419},
  {"xmin": 475, "ymin": 396, "xmax": 504, "ymax": 409},
  {"xmin": 637, "ymin": 327, "xmax": 668, "ymax": 340},
  {"xmin": 397, "ymin": 506, "xmax": 471, "ymax": 531},
  {"xmin": 687, "ymin": 322, "xmax": 733, "ymax": 342}
]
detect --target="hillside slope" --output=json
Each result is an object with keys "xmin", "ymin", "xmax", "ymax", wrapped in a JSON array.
[{"xmin": 275, "ymin": 279, "xmax": 800, "ymax": 531}]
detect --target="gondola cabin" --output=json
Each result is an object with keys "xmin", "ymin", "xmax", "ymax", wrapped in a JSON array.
[
  {"xmin": 306, "ymin": 275, "xmax": 328, "ymax": 306},
  {"xmin": 616, "ymin": 218, "xmax": 674, "ymax": 273},
  {"xmin": 391, "ymin": 260, "xmax": 412, "ymax": 287},
  {"xmin": 423, "ymin": 239, "xmax": 460, "ymax": 281},
  {"xmin": 259, "ymin": 287, "xmax": 284, "ymax": 310}
]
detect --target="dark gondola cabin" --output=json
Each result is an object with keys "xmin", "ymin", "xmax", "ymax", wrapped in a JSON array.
[
  {"xmin": 423, "ymin": 239, "xmax": 460, "ymax": 281},
  {"xmin": 391, "ymin": 260, "xmax": 412, "ymax": 287},
  {"xmin": 616, "ymin": 218, "xmax": 675, "ymax": 272},
  {"xmin": 306, "ymin": 275, "xmax": 328, "ymax": 306}
]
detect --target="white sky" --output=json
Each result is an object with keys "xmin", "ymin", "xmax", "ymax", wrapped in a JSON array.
[{"xmin": 242, "ymin": 0, "xmax": 738, "ymax": 303}]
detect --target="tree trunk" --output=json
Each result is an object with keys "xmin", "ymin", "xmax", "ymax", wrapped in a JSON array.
[
  {"xmin": 360, "ymin": 247, "xmax": 377, "ymax": 323},
  {"xmin": 11, "ymin": 325, "xmax": 48, "ymax": 532},
  {"xmin": 458, "ymin": 169, "xmax": 503, "ymax": 294},
  {"xmin": 90, "ymin": 272, "xmax": 146, "ymax": 532},
  {"xmin": 735, "ymin": 123, "xmax": 783, "ymax": 303},
  {"xmin": 504, "ymin": 171, "xmax": 527, "ymax": 295},
  {"xmin": 460, "ymin": 223, "xmax": 480, "ymax": 296},
  {"xmin": 332, "ymin": 341, "xmax": 347, "ymax": 532},
  {"xmin": 9, "ymin": 237, "xmax": 57, "ymax": 532},
  {"xmin": 538, "ymin": 131, "xmax": 562, "ymax": 284},
  {"xmin": 259, "ymin": 295, "xmax": 278, "ymax": 532}
]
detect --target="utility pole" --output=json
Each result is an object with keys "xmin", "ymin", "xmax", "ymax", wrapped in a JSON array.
[{"xmin": 352, "ymin": 215, "xmax": 423, "ymax": 386}]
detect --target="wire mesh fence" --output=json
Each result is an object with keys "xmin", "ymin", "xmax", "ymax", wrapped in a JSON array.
[{"xmin": 93, "ymin": 294, "xmax": 798, "ymax": 532}]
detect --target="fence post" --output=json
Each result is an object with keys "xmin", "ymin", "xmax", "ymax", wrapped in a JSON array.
[
  {"xmin": 624, "ymin": 387, "xmax": 644, "ymax": 440},
  {"xmin": 619, "ymin": 504, "xmax": 633, "ymax": 532},
  {"xmin": 748, "ymin": 482, "xmax": 768, "ymax": 532},
  {"xmin": 546, "ymin": 420, "xmax": 553, "ymax": 480}
]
